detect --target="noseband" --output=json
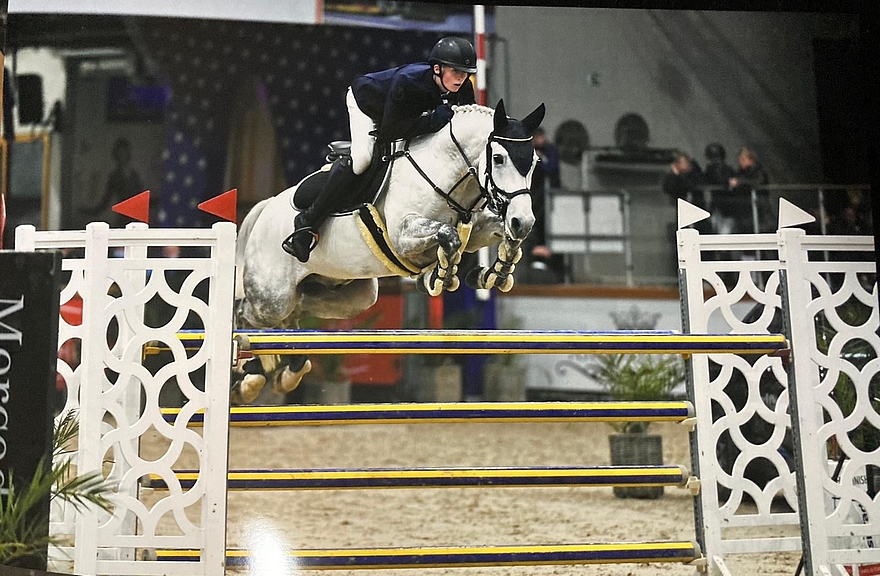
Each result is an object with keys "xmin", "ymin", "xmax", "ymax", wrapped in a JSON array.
[{"xmin": 386, "ymin": 121, "xmax": 534, "ymax": 223}]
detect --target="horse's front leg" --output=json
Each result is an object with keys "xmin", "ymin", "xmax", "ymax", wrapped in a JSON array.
[
  {"xmin": 397, "ymin": 216, "xmax": 463, "ymax": 296},
  {"xmin": 465, "ymin": 235, "xmax": 523, "ymax": 293}
]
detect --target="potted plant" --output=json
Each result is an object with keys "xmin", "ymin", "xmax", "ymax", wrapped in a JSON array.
[
  {"xmin": 587, "ymin": 307, "xmax": 684, "ymax": 499},
  {"xmin": 1, "ymin": 411, "xmax": 115, "ymax": 569}
]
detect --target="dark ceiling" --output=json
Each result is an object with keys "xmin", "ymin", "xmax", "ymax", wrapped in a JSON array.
[{"xmin": 8, "ymin": 14, "xmax": 136, "ymax": 51}]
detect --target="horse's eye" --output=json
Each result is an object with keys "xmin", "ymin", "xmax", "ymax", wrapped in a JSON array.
[{"xmin": 492, "ymin": 154, "xmax": 504, "ymax": 165}]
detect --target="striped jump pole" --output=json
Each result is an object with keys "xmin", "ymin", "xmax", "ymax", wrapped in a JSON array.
[
  {"xmin": 162, "ymin": 400, "xmax": 695, "ymax": 427},
  {"xmin": 146, "ymin": 464, "xmax": 695, "ymax": 491},
  {"xmin": 156, "ymin": 329, "xmax": 789, "ymax": 357},
  {"xmin": 155, "ymin": 541, "xmax": 701, "ymax": 569}
]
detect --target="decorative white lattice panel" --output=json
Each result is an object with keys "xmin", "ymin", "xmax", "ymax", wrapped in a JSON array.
[
  {"xmin": 678, "ymin": 229, "xmax": 800, "ymax": 569},
  {"xmin": 16, "ymin": 222, "xmax": 235, "ymax": 576},
  {"xmin": 780, "ymin": 229, "xmax": 878, "ymax": 573}
]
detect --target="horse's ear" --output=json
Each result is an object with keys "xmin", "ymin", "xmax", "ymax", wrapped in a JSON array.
[
  {"xmin": 522, "ymin": 103, "xmax": 546, "ymax": 135},
  {"xmin": 494, "ymin": 99, "xmax": 509, "ymax": 132}
]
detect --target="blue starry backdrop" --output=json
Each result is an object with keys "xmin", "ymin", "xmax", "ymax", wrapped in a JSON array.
[{"xmin": 141, "ymin": 19, "xmax": 442, "ymax": 227}]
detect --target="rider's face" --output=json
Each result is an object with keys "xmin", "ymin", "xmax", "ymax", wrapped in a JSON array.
[{"xmin": 434, "ymin": 65, "xmax": 470, "ymax": 93}]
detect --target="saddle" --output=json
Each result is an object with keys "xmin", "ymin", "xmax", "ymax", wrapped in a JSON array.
[{"xmin": 292, "ymin": 141, "xmax": 393, "ymax": 214}]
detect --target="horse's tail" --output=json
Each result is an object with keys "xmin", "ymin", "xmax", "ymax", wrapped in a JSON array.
[{"xmin": 235, "ymin": 198, "xmax": 271, "ymax": 300}]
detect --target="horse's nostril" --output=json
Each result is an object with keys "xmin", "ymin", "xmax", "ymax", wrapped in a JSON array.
[{"xmin": 511, "ymin": 217, "xmax": 522, "ymax": 235}]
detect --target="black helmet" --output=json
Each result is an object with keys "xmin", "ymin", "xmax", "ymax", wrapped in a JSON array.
[
  {"xmin": 429, "ymin": 37, "xmax": 477, "ymax": 74},
  {"xmin": 705, "ymin": 142, "xmax": 726, "ymax": 161}
]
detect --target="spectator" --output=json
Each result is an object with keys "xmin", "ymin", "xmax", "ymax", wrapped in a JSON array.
[
  {"xmin": 82, "ymin": 137, "xmax": 144, "ymax": 226},
  {"xmin": 527, "ymin": 127, "xmax": 563, "ymax": 280},
  {"xmin": 729, "ymin": 147, "xmax": 769, "ymax": 191},
  {"xmin": 703, "ymin": 142, "xmax": 734, "ymax": 188},
  {"xmin": 662, "ymin": 151, "xmax": 705, "ymax": 209},
  {"xmin": 827, "ymin": 188, "xmax": 872, "ymax": 236},
  {"xmin": 728, "ymin": 147, "xmax": 770, "ymax": 232}
]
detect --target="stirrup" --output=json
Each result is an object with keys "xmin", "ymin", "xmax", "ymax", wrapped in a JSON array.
[{"xmin": 282, "ymin": 227, "xmax": 320, "ymax": 261}]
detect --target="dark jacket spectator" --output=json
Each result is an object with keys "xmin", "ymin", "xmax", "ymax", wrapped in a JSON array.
[
  {"xmin": 529, "ymin": 127, "xmax": 560, "ymax": 246},
  {"xmin": 725, "ymin": 147, "xmax": 769, "ymax": 232},
  {"xmin": 662, "ymin": 152, "xmax": 705, "ymax": 208},
  {"xmin": 525, "ymin": 128, "xmax": 563, "ymax": 281},
  {"xmin": 729, "ymin": 147, "xmax": 769, "ymax": 191},
  {"xmin": 702, "ymin": 142, "xmax": 735, "ymax": 189}
]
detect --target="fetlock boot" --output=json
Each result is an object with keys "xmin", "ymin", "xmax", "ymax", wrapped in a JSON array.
[{"xmin": 282, "ymin": 156, "xmax": 358, "ymax": 262}]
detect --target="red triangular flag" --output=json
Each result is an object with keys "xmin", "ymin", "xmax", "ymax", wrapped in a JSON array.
[
  {"xmin": 198, "ymin": 189, "xmax": 237, "ymax": 223},
  {"xmin": 112, "ymin": 190, "xmax": 151, "ymax": 224}
]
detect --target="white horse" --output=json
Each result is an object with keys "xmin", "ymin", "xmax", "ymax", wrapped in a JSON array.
[{"xmin": 232, "ymin": 99, "xmax": 545, "ymax": 403}]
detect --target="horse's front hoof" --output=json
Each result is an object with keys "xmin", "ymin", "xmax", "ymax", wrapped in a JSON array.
[{"xmin": 273, "ymin": 359, "xmax": 312, "ymax": 394}]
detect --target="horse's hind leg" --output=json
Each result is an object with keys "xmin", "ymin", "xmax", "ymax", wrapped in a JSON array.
[
  {"xmin": 272, "ymin": 354, "xmax": 312, "ymax": 395},
  {"xmin": 231, "ymin": 356, "xmax": 270, "ymax": 405}
]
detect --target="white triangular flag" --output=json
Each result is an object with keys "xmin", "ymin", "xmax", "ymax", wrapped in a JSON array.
[
  {"xmin": 777, "ymin": 198, "xmax": 815, "ymax": 229},
  {"xmin": 677, "ymin": 199, "xmax": 711, "ymax": 230}
]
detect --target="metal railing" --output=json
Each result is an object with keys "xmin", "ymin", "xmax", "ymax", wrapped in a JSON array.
[{"xmin": 543, "ymin": 183, "xmax": 871, "ymax": 286}]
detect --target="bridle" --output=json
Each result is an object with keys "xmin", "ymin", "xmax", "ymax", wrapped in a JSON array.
[
  {"xmin": 482, "ymin": 133, "xmax": 534, "ymax": 217},
  {"xmin": 385, "ymin": 121, "xmax": 534, "ymax": 224}
]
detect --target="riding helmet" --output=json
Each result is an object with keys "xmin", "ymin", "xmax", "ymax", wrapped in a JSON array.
[
  {"xmin": 429, "ymin": 37, "xmax": 478, "ymax": 74},
  {"xmin": 705, "ymin": 142, "xmax": 726, "ymax": 161}
]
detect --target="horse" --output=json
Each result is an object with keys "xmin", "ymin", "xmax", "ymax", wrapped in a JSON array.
[{"xmin": 231, "ymin": 99, "xmax": 545, "ymax": 404}]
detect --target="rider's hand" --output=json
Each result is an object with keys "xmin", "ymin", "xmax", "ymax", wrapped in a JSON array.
[{"xmin": 431, "ymin": 103, "xmax": 454, "ymax": 128}]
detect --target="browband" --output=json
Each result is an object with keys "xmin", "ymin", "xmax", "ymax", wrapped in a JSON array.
[{"xmin": 491, "ymin": 135, "xmax": 533, "ymax": 142}]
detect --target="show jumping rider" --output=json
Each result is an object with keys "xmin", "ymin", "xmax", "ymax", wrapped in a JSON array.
[{"xmin": 282, "ymin": 36, "xmax": 478, "ymax": 262}]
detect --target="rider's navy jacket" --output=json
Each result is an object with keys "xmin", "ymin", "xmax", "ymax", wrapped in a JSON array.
[{"xmin": 351, "ymin": 62, "xmax": 475, "ymax": 142}]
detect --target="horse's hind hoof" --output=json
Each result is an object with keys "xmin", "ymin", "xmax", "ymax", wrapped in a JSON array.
[
  {"xmin": 273, "ymin": 359, "xmax": 312, "ymax": 394},
  {"xmin": 232, "ymin": 374, "xmax": 267, "ymax": 405}
]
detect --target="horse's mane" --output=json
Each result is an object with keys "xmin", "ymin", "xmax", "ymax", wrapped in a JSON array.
[
  {"xmin": 407, "ymin": 103, "xmax": 494, "ymax": 154},
  {"xmin": 450, "ymin": 103, "xmax": 494, "ymax": 117}
]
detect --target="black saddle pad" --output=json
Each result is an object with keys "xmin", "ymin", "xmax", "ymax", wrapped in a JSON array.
[{"xmin": 292, "ymin": 142, "xmax": 392, "ymax": 213}]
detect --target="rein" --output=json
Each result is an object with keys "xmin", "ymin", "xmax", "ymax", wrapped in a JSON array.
[
  {"xmin": 386, "ymin": 118, "xmax": 535, "ymax": 223},
  {"xmin": 385, "ymin": 123, "xmax": 485, "ymax": 224}
]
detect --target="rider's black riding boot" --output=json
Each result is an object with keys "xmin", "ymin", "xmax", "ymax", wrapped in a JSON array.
[{"xmin": 282, "ymin": 156, "xmax": 358, "ymax": 262}]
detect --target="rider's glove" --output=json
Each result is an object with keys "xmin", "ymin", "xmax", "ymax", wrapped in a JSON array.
[{"xmin": 430, "ymin": 103, "xmax": 454, "ymax": 129}]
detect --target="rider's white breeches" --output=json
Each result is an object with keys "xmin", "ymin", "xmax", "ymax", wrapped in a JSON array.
[{"xmin": 347, "ymin": 87, "xmax": 376, "ymax": 175}]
